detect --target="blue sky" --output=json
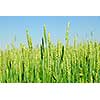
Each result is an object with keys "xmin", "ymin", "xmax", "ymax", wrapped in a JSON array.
[{"xmin": 0, "ymin": 16, "xmax": 100, "ymax": 48}]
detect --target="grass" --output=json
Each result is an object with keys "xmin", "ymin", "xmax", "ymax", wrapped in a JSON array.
[{"xmin": 0, "ymin": 23, "xmax": 100, "ymax": 83}]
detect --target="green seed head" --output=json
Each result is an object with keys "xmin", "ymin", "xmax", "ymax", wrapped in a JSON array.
[{"xmin": 43, "ymin": 24, "xmax": 47, "ymax": 46}]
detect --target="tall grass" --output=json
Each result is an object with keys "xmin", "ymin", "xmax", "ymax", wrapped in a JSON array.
[{"xmin": 0, "ymin": 23, "xmax": 100, "ymax": 83}]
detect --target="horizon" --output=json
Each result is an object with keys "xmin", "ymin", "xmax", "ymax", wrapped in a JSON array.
[{"xmin": 0, "ymin": 16, "xmax": 100, "ymax": 49}]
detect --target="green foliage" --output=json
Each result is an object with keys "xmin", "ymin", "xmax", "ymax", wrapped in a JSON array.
[{"xmin": 0, "ymin": 24, "xmax": 100, "ymax": 83}]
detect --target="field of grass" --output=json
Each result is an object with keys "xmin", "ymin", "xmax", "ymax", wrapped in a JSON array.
[{"xmin": 0, "ymin": 23, "xmax": 100, "ymax": 83}]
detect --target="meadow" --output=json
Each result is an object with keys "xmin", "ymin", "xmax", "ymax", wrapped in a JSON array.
[{"xmin": 0, "ymin": 22, "xmax": 100, "ymax": 83}]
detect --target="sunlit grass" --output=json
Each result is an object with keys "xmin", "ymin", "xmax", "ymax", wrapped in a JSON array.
[{"xmin": 0, "ymin": 23, "xmax": 100, "ymax": 83}]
